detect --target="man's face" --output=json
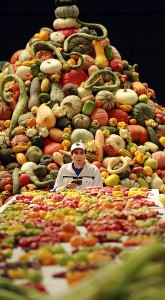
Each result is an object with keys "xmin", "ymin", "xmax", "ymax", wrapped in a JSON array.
[{"xmin": 71, "ymin": 148, "xmax": 86, "ymax": 164}]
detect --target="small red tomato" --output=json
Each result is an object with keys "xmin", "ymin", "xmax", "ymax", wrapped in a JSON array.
[{"xmin": 19, "ymin": 174, "xmax": 31, "ymax": 187}]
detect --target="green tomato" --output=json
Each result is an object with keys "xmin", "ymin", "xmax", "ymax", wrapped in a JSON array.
[{"xmin": 138, "ymin": 94, "xmax": 148, "ymax": 103}]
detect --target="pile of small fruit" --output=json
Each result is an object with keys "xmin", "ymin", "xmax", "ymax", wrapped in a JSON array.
[
  {"xmin": 0, "ymin": 186, "xmax": 164, "ymax": 293},
  {"xmin": 0, "ymin": 0, "xmax": 165, "ymax": 204}
]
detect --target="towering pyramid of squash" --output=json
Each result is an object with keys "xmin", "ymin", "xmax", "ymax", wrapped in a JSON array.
[{"xmin": 0, "ymin": 0, "xmax": 165, "ymax": 201}]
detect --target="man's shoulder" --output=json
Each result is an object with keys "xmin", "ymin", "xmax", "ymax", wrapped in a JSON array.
[
  {"xmin": 85, "ymin": 162, "xmax": 98, "ymax": 171},
  {"xmin": 60, "ymin": 162, "xmax": 72, "ymax": 170}
]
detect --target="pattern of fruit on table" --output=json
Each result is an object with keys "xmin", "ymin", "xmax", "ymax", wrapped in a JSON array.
[{"xmin": 0, "ymin": 188, "xmax": 165, "ymax": 295}]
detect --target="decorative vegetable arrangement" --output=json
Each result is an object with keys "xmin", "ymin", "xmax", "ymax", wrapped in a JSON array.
[
  {"xmin": 0, "ymin": 0, "xmax": 165, "ymax": 204},
  {"xmin": 0, "ymin": 186, "xmax": 165, "ymax": 297}
]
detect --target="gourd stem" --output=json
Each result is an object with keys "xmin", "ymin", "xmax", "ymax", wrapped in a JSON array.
[
  {"xmin": 84, "ymin": 68, "xmax": 120, "ymax": 92},
  {"xmin": 63, "ymin": 18, "xmax": 108, "ymax": 52},
  {"xmin": 77, "ymin": 18, "xmax": 108, "ymax": 40}
]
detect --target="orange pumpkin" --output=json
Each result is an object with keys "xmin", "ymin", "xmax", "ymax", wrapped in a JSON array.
[
  {"xmin": 152, "ymin": 151, "xmax": 165, "ymax": 169},
  {"xmin": 43, "ymin": 138, "xmax": 63, "ymax": 156},
  {"xmin": 90, "ymin": 108, "xmax": 109, "ymax": 126},
  {"xmin": 127, "ymin": 124, "xmax": 149, "ymax": 144}
]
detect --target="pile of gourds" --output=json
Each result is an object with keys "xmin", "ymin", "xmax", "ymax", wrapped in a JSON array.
[{"xmin": 0, "ymin": 0, "xmax": 165, "ymax": 203}]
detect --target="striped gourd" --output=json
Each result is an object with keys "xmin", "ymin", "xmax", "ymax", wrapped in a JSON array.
[
  {"xmin": 144, "ymin": 141, "xmax": 159, "ymax": 153},
  {"xmin": 137, "ymin": 177, "xmax": 149, "ymax": 188},
  {"xmin": 40, "ymin": 78, "xmax": 51, "ymax": 93},
  {"xmin": 86, "ymin": 152, "xmax": 97, "ymax": 163},
  {"xmin": 118, "ymin": 148, "xmax": 133, "ymax": 159}
]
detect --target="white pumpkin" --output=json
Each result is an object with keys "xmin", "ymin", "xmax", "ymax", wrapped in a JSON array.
[
  {"xmin": 105, "ymin": 134, "xmax": 125, "ymax": 151},
  {"xmin": 15, "ymin": 66, "xmax": 32, "ymax": 81},
  {"xmin": 40, "ymin": 58, "xmax": 62, "ymax": 74},
  {"xmin": 53, "ymin": 18, "xmax": 81, "ymax": 30},
  {"xmin": 77, "ymin": 87, "xmax": 92, "ymax": 98},
  {"xmin": 61, "ymin": 95, "xmax": 82, "ymax": 118},
  {"xmin": 115, "ymin": 87, "xmax": 138, "ymax": 105}
]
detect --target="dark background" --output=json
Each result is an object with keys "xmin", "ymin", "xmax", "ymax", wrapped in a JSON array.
[{"xmin": 1, "ymin": 0, "xmax": 165, "ymax": 104}]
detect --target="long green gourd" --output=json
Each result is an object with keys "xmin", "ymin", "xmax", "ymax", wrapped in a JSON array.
[
  {"xmin": 84, "ymin": 67, "xmax": 120, "ymax": 92},
  {"xmin": 0, "ymin": 74, "xmax": 29, "ymax": 137}
]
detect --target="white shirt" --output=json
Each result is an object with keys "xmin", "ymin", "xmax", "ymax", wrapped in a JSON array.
[{"xmin": 51, "ymin": 162, "xmax": 103, "ymax": 192}]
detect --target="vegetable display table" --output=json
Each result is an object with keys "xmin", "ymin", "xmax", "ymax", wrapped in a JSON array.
[{"xmin": 0, "ymin": 187, "xmax": 165, "ymax": 296}]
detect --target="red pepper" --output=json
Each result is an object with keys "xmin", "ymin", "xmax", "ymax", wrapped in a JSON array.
[{"xmin": 60, "ymin": 69, "xmax": 88, "ymax": 87}]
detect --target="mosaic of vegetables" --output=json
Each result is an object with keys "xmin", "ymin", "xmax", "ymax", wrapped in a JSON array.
[
  {"xmin": 0, "ymin": 186, "xmax": 165, "ymax": 298},
  {"xmin": 1, "ymin": 0, "xmax": 165, "ymax": 205}
]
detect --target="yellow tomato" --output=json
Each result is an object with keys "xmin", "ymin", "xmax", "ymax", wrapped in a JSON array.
[
  {"xmin": 101, "ymin": 171, "xmax": 109, "ymax": 178},
  {"xmin": 105, "ymin": 174, "xmax": 120, "ymax": 187}
]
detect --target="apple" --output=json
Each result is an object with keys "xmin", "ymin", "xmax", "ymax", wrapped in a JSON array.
[
  {"xmin": 26, "ymin": 146, "xmax": 43, "ymax": 164},
  {"xmin": 105, "ymin": 174, "xmax": 120, "ymax": 187},
  {"xmin": 138, "ymin": 94, "xmax": 148, "ymax": 103},
  {"xmin": 144, "ymin": 158, "xmax": 158, "ymax": 170}
]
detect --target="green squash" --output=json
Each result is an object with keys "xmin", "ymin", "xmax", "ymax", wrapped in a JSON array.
[{"xmin": 132, "ymin": 103, "xmax": 154, "ymax": 126}]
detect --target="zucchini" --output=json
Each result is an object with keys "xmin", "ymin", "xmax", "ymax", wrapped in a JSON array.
[{"xmin": 30, "ymin": 176, "xmax": 54, "ymax": 188}]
